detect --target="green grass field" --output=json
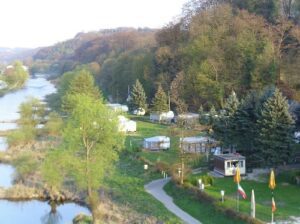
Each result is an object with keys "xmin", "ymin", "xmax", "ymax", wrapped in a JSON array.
[
  {"xmin": 164, "ymin": 181, "xmax": 247, "ymax": 224},
  {"xmin": 191, "ymin": 172, "xmax": 300, "ymax": 223}
]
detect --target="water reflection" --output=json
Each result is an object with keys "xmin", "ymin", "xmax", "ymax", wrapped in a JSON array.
[
  {"xmin": 40, "ymin": 201, "xmax": 62, "ymax": 224},
  {"xmin": 0, "ymin": 200, "xmax": 90, "ymax": 224}
]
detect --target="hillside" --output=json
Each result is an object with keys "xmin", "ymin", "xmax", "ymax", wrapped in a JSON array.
[
  {"xmin": 32, "ymin": 1, "xmax": 300, "ymax": 111},
  {"xmin": 0, "ymin": 47, "xmax": 37, "ymax": 64}
]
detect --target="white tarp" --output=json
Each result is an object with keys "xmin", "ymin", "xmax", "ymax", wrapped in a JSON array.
[{"xmin": 143, "ymin": 136, "xmax": 170, "ymax": 150}]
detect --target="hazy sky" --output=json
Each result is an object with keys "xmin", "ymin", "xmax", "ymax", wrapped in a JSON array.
[{"xmin": 0, "ymin": 0, "xmax": 187, "ymax": 48}]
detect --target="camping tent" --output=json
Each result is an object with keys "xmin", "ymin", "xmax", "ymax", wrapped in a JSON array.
[
  {"xmin": 150, "ymin": 111, "xmax": 174, "ymax": 123},
  {"xmin": 143, "ymin": 136, "xmax": 170, "ymax": 151},
  {"xmin": 118, "ymin": 115, "xmax": 137, "ymax": 132}
]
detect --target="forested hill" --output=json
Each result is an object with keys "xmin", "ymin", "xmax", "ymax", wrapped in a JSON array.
[{"xmin": 32, "ymin": 0, "xmax": 300, "ymax": 111}]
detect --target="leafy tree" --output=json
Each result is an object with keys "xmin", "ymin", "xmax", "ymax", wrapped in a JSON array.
[
  {"xmin": 151, "ymin": 85, "xmax": 169, "ymax": 112},
  {"xmin": 170, "ymin": 72, "xmax": 188, "ymax": 114},
  {"xmin": 257, "ymin": 88, "xmax": 295, "ymax": 166},
  {"xmin": 43, "ymin": 94, "xmax": 124, "ymax": 223},
  {"xmin": 19, "ymin": 97, "xmax": 45, "ymax": 128},
  {"xmin": 62, "ymin": 69, "xmax": 101, "ymax": 112},
  {"xmin": 128, "ymin": 79, "xmax": 147, "ymax": 111},
  {"xmin": 4, "ymin": 61, "xmax": 29, "ymax": 88}
]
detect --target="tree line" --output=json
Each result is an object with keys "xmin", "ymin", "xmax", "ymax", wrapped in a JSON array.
[{"xmin": 30, "ymin": 1, "xmax": 300, "ymax": 115}]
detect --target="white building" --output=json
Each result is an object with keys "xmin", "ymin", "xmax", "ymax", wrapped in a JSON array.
[
  {"xmin": 143, "ymin": 136, "xmax": 170, "ymax": 151},
  {"xmin": 118, "ymin": 115, "xmax": 136, "ymax": 132},
  {"xmin": 214, "ymin": 154, "xmax": 246, "ymax": 176},
  {"xmin": 150, "ymin": 111, "xmax": 174, "ymax": 123}
]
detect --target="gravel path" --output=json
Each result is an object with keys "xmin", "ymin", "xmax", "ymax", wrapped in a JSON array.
[{"xmin": 145, "ymin": 178, "xmax": 202, "ymax": 224}]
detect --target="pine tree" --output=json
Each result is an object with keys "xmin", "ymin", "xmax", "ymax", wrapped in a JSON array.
[
  {"xmin": 223, "ymin": 91, "xmax": 239, "ymax": 116},
  {"xmin": 151, "ymin": 85, "xmax": 169, "ymax": 112},
  {"xmin": 128, "ymin": 79, "xmax": 147, "ymax": 111},
  {"xmin": 232, "ymin": 91, "xmax": 262, "ymax": 158},
  {"xmin": 213, "ymin": 91, "xmax": 239, "ymax": 148},
  {"xmin": 257, "ymin": 88, "xmax": 295, "ymax": 167}
]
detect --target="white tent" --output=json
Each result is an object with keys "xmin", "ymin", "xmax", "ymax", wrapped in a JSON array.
[
  {"xmin": 180, "ymin": 136, "xmax": 215, "ymax": 153},
  {"xmin": 118, "ymin": 115, "xmax": 137, "ymax": 132},
  {"xmin": 107, "ymin": 103, "xmax": 129, "ymax": 112},
  {"xmin": 143, "ymin": 136, "xmax": 170, "ymax": 151},
  {"xmin": 150, "ymin": 111, "xmax": 174, "ymax": 123},
  {"xmin": 133, "ymin": 108, "xmax": 146, "ymax": 116}
]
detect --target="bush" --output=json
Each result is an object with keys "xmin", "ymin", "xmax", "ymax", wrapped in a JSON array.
[
  {"xmin": 201, "ymin": 175, "xmax": 214, "ymax": 186},
  {"xmin": 7, "ymin": 127, "xmax": 36, "ymax": 146}
]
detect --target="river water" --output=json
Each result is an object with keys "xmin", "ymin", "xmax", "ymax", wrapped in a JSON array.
[{"xmin": 0, "ymin": 75, "xmax": 90, "ymax": 223}]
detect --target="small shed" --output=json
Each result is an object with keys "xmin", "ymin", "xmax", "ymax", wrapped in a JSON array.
[
  {"xmin": 107, "ymin": 103, "xmax": 129, "ymax": 112},
  {"xmin": 143, "ymin": 136, "xmax": 170, "ymax": 151},
  {"xmin": 180, "ymin": 136, "xmax": 215, "ymax": 153},
  {"xmin": 150, "ymin": 111, "xmax": 174, "ymax": 123},
  {"xmin": 176, "ymin": 113, "xmax": 200, "ymax": 125},
  {"xmin": 118, "ymin": 115, "xmax": 136, "ymax": 132},
  {"xmin": 214, "ymin": 154, "xmax": 246, "ymax": 176}
]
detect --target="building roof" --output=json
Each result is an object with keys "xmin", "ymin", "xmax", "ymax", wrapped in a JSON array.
[
  {"xmin": 180, "ymin": 136, "xmax": 215, "ymax": 143},
  {"xmin": 144, "ymin": 136, "xmax": 170, "ymax": 142},
  {"xmin": 214, "ymin": 153, "xmax": 245, "ymax": 161},
  {"xmin": 177, "ymin": 113, "xmax": 200, "ymax": 119}
]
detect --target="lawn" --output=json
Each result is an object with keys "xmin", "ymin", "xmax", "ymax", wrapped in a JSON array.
[
  {"xmin": 126, "ymin": 115, "xmax": 206, "ymax": 166},
  {"xmin": 191, "ymin": 171, "xmax": 300, "ymax": 223},
  {"xmin": 164, "ymin": 181, "xmax": 247, "ymax": 224},
  {"xmin": 103, "ymin": 116, "xmax": 182, "ymax": 223}
]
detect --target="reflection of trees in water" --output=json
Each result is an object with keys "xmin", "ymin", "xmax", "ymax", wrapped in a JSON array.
[{"xmin": 40, "ymin": 201, "xmax": 62, "ymax": 224}]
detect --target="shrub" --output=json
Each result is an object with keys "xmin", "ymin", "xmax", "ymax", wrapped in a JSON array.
[
  {"xmin": 7, "ymin": 126, "xmax": 36, "ymax": 146},
  {"xmin": 201, "ymin": 175, "xmax": 214, "ymax": 186}
]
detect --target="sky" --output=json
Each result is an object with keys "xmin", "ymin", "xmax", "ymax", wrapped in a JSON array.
[{"xmin": 0, "ymin": 0, "xmax": 187, "ymax": 48}]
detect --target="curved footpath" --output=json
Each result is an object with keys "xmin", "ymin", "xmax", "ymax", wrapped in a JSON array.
[{"xmin": 145, "ymin": 178, "xmax": 202, "ymax": 224}]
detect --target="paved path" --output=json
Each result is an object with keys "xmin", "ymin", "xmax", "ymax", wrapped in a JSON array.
[{"xmin": 145, "ymin": 178, "xmax": 202, "ymax": 224}]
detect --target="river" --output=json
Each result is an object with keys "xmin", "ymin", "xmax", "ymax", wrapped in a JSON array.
[{"xmin": 0, "ymin": 75, "xmax": 90, "ymax": 223}]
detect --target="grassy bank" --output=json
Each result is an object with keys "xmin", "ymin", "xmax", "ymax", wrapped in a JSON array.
[{"xmin": 104, "ymin": 154, "xmax": 181, "ymax": 223}]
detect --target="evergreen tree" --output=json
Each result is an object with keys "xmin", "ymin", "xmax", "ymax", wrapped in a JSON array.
[
  {"xmin": 232, "ymin": 91, "xmax": 262, "ymax": 159},
  {"xmin": 223, "ymin": 91, "xmax": 239, "ymax": 116},
  {"xmin": 257, "ymin": 88, "xmax": 295, "ymax": 167},
  {"xmin": 213, "ymin": 91, "xmax": 239, "ymax": 148},
  {"xmin": 151, "ymin": 85, "xmax": 169, "ymax": 112},
  {"xmin": 128, "ymin": 79, "xmax": 147, "ymax": 111}
]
